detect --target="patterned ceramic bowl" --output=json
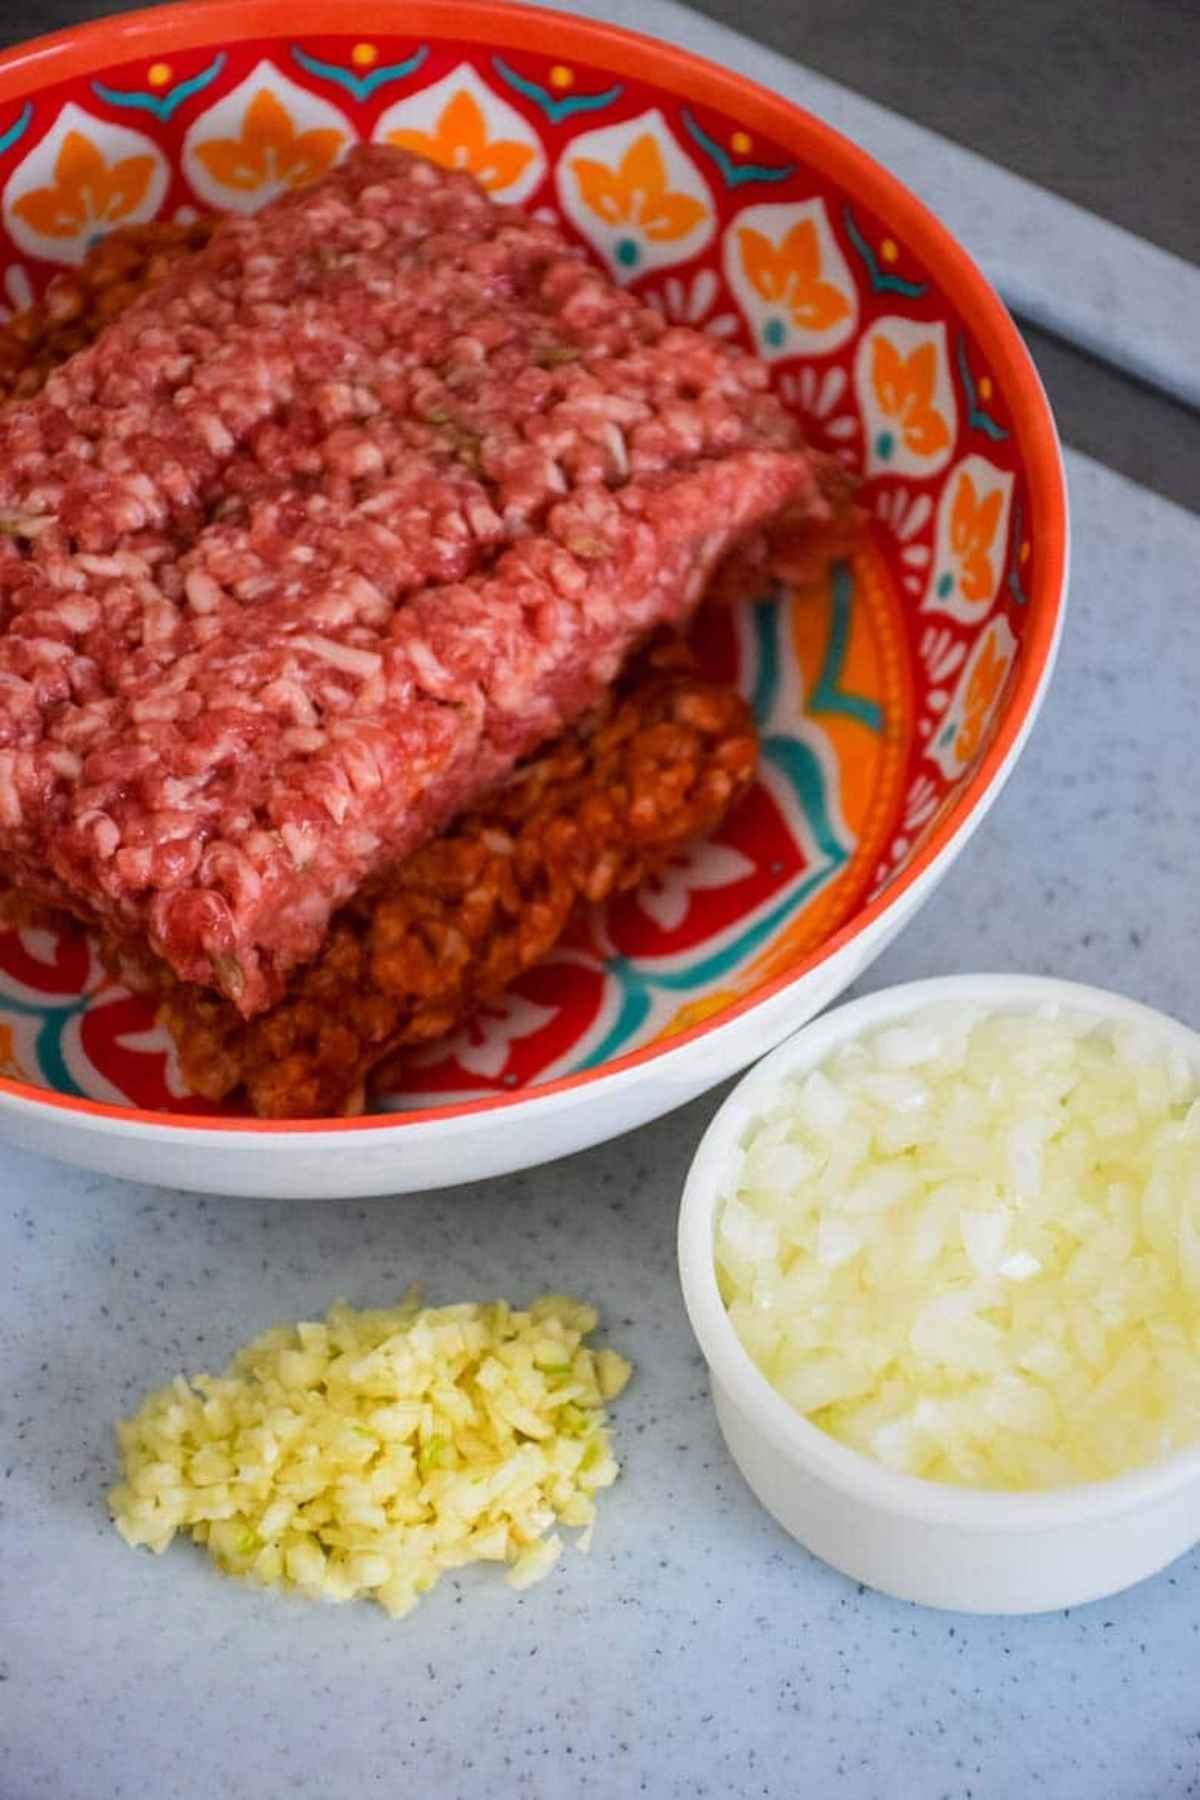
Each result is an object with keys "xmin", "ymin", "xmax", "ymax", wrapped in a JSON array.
[{"xmin": 0, "ymin": 0, "xmax": 1066, "ymax": 1196}]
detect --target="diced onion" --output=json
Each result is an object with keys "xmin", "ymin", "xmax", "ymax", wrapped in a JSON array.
[{"xmin": 716, "ymin": 1006, "xmax": 1200, "ymax": 1490}]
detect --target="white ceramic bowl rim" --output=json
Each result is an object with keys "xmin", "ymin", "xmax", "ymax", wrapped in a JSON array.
[{"xmin": 678, "ymin": 972, "xmax": 1200, "ymax": 1533}]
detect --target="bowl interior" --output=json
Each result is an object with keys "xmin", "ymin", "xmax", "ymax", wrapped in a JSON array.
[{"xmin": 0, "ymin": 4, "xmax": 1064, "ymax": 1117}]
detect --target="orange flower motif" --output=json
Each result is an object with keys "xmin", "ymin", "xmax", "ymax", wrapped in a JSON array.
[
  {"xmin": 955, "ymin": 631, "xmax": 1008, "ymax": 764},
  {"xmin": 949, "ymin": 471, "xmax": 1004, "ymax": 603},
  {"xmin": 193, "ymin": 89, "xmax": 344, "ymax": 194},
  {"xmin": 737, "ymin": 220, "xmax": 850, "ymax": 334},
  {"xmin": 388, "ymin": 89, "xmax": 535, "ymax": 194},
  {"xmin": 571, "ymin": 133, "xmax": 706, "ymax": 242},
  {"xmin": 13, "ymin": 130, "xmax": 156, "ymax": 239},
  {"xmin": 870, "ymin": 337, "xmax": 951, "ymax": 459}
]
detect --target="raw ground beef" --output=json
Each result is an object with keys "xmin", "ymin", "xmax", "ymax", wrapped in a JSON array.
[
  {"xmin": 0, "ymin": 217, "xmax": 219, "ymax": 404},
  {"xmin": 0, "ymin": 145, "xmax": 844, "ymax": 1016},
  {"xmin": 91, "ymin": 634, "xmax": 757, "ymax": 1117}
]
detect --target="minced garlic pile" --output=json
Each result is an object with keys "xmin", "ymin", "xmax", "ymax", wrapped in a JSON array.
[
  {"xmin": 109, "ymin": 1292, "xmax": 631, "ymax": 1617},
  {"xmin": 717, "ymin": 1006, "xmax": 1200, "ymax": 1490}
]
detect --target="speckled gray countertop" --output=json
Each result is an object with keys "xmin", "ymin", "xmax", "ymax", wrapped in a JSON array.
[{"xmin": 4, "ymin": 450, "xmax": 1200, "ymax": 1800}]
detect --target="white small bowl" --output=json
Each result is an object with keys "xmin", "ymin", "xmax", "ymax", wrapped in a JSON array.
[{"xmin": 678, "ymin": 973, "xmax": 1200, "ymax": 1614}]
